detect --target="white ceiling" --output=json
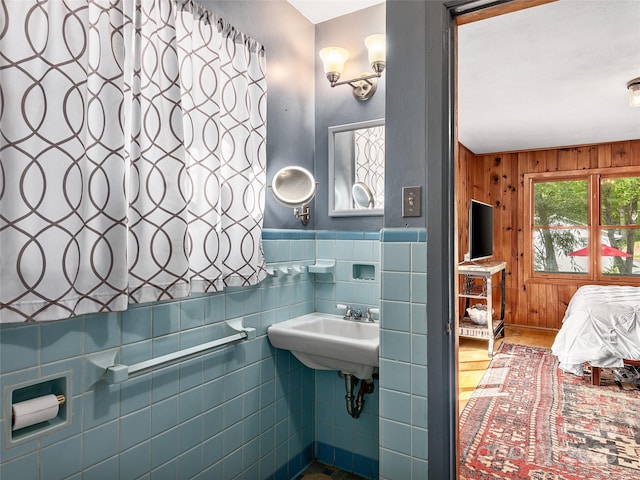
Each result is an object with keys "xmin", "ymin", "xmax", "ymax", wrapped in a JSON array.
[
  {"xmin": 289, "ymin": 0, "xmax": 640, "ymax": 154},
  {"xmin": 287, "ymin": 0, "xmax": 384, "ymax": 24},
  {"xmin": 458, "ymin": 0, "xmax": 640, "ymax": 154}
]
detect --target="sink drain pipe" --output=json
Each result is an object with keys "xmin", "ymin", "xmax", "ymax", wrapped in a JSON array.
[{"xmin": 341, "ymin": 373, "xmax": 376, "ymax": 419}]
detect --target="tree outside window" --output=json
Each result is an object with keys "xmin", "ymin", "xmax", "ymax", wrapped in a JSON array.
[
  {"xmin": 533, "ymin": 179, "xmax": 588, "ymax": 274},
  {"xmin": 600, "ymin": 176, "xmax": 640, "ymax": 276},
  {"xmin": 528, "ymin": 171, "xmax": 640, "ymax": 280}
]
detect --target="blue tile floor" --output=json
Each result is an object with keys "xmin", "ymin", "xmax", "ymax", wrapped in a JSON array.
[{"xmin": 297, "ymin": 462, "xmax": 366, "ymax": 480}]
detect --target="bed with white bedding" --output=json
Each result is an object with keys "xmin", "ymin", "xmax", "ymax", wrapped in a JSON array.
[{"xmin": 551, "ymin": 285, "xmax": 640, "ymax": 384}]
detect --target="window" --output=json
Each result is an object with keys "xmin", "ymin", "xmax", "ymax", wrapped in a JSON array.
[
  {"xmin": 533, "ymin": 179, "xmax": 588, "ymax": 274},
  {"xmin": 600, "ymin": 176, "xmax": 640, "ymax": 276},
  {"xmin": 525, "ymin": 168, "xmax": 640, "ymax": 282}
]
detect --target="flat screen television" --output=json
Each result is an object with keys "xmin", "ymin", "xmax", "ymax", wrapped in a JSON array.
[{"xmin": 466, "ymin": 199, "xmax": 494, "ymax": 262}]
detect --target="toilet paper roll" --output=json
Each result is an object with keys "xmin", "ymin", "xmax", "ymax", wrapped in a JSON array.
[{"xmin": 11, "ymin": 394, "xmax": 59, "ymax": 431}]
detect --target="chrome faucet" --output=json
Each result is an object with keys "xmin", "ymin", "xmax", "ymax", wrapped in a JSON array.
[
  {"xmin": 344, "ymin": 305, "xmax": 354, "ymax": 319},
  {"xmin": 337, "ymin": 304, "xmax": 362, "ymax": 320},
  {"xmin": 363, "ymin": 307, "xmax": 379, "ymax": 322},
  {"xmin": 337, "ymin": 304, "xmax": 378, "ymax": 322}
]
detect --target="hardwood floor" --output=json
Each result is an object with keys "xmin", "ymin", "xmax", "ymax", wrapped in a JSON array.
[{"xmin": 458, "ymin": 326, "xmax": 558, "ymax": 412}]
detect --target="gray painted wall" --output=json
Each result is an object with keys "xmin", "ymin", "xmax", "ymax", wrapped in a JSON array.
[
  {"xmin": 314, "ymin": 5, "xmax": 386, "ymax": 231},
  {"xmin": 203, "ymin": 1, "xmax": 316, "ymax": 230},
  {"xmin": 206, "ymin": 2, "xmax": 386, "ymax": 232},
  {"xmin": 386, "ymin": 2, "xmax": 457, "ymax": 478},
  {"xmin": 386, "ymin": 2, "xmax": 456, "ymax": 478},
  {"xmin": 385, "ymin": 2, "xmax": 428, "ymax": 230}
]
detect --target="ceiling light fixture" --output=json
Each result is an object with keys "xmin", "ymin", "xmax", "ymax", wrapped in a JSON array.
[
  {"xmin": 627, "ymin": 77, "xmax": 640, "ymax": 108},
  {"xmin": 319, "ymin": 34, "xmax": 386, "ymax": 101}
]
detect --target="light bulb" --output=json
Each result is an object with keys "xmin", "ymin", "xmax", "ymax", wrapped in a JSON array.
[
  {"xmin": 319, "ymin": 47, "xmax": 349, "ymax": 83},
  {"xmin": 364, "ymin": 34, "xmax": 386, "ymax": 74},
  {"xmin": 627, "ymin": 77, "xmax": 640, "ymax": 108}
]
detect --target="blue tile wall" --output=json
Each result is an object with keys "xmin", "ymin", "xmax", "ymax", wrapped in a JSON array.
[
  {"xmin": 0, "ymin": 230, "xmax": 315, "ymax": 480},
  {"xmin": 379, "ymin": 229, "xmax": 428, "ymax": 480},
  {"xmin": 0, "ymin": 229, "xmax": 382, "ymax": 480},
  {"xmin": 314, "ymin": 371, "xmax": 379, "ymax": 479},
  {"xmin": 315, "ymin": 231, "xmax": 381, "ymax": 317},
  {"xmin": 313, "ymin": 231, "xmax": 381, "ymax": 479}
]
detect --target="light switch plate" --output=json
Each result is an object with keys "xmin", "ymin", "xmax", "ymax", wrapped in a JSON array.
[{"xmin": 402, "ymin": 186, "xmax": 421, "ymax": 217}]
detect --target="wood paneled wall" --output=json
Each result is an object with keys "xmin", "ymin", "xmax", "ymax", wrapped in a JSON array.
[{"xmin": 456, "ymin": 140, "xmax": 640, "ymax": 330}]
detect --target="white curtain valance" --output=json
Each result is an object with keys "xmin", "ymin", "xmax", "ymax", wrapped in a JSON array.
[{"xmin": 0, "ymin": 0, "xmax": 267, "ymax": 323}]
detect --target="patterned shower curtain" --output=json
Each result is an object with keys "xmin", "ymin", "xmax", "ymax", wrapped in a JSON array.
[
  {"xmin": 355, "ymin": 126, "xmax": 385, "ymax": 209},
  {"xmin": 0, "ymin": 0, "xmax": 267, "ymax": 323}
]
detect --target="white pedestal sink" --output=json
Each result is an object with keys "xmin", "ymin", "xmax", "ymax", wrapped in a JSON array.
[{"xmin": 267, "ymin": 312, "xmax": 379, "ymax": 380}]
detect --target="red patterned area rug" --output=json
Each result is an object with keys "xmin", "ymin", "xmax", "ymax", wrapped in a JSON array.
[{"xmin": 460, "ymin": 343, "xmax": 640, "ymax": 480}]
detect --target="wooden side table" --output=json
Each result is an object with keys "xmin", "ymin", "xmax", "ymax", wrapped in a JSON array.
[{"xmin": 458, "ymin": 260, "xmax": 506, "ymax": 356}]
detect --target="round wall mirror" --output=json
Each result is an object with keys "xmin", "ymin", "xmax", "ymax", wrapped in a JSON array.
[
  {"xmin": 270, "ymin": 166, "xmax": 317, "ymax": 225},
  {"xmin": 352, "ymin": 182, "xmax": 375, "ymax": 208},
  {"xmin": 271, "ymin": 166, "xmax": 317, "ymax": 207}
]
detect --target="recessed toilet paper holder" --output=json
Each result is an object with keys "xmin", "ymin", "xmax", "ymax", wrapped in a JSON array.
[
  {"xmin": 11, "ymin": 394, "xmax": 66, "ymax": 431},
  {"xmin": 4, "ymin": 372, "xmax": 72, "ymax": 447},
  {"xmin": 11, "ymin": 394, "xmax": 66, "ymax": 422}
]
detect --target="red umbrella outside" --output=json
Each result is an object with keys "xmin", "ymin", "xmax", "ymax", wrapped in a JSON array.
[{"xmin": 569, "ymin": 245, "xmax": 632, "ymax": 257}]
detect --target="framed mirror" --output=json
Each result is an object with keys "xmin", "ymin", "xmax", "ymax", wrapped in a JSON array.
[{"xmin": 328, "ymin": 118, "xmax": 385, "ymax": 217}]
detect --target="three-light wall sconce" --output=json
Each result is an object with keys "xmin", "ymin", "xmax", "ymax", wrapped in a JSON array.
[{"xmin": 319, "ymin": 34, "xmax": 386, "ymax": 101}]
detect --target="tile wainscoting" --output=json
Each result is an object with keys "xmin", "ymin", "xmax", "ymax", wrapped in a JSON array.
[{"xmin": 0, "ymin": 229, "xmax": 393, "ymax": 480}]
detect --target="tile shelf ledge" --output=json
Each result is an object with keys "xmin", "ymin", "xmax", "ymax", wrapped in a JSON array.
[
  {"xmin": 265, "ymin": 262, "xmax": 309, "ymax": 277},
  {"xmin": 264, "ymin": 260, "xmax": 335, "ymax": 281},
  {"xmin": 307, "ymin": 259, "xmax": 335, "ymax": 277}
]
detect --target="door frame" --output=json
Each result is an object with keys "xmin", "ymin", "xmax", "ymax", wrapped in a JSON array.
[{"xmin": 426, "ymin": 1, "xmax": 553, "ymax": 478}]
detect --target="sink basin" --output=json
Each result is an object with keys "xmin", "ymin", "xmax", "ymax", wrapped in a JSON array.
[{"xmin": 267, "ymin": 312, "xmax": 379, "ymax": 380}]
